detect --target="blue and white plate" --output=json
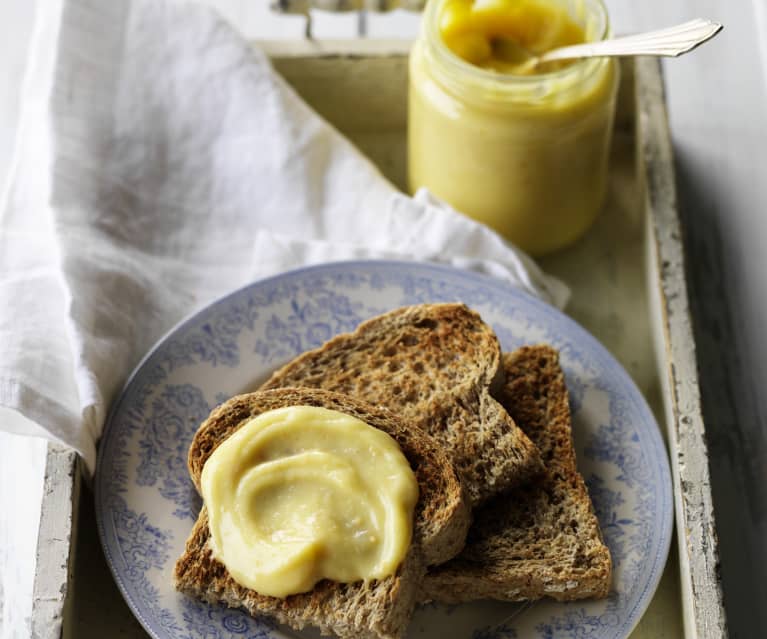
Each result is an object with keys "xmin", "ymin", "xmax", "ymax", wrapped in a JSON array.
[{"xmin": 96, "ymin": 260, "xmax": 672, "ymax": 639}]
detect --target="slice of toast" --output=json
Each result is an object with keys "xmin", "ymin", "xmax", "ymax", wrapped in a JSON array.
[
  {"xmin": 421, "ymin": 345, "xmax": 612, "ymax": 603},
  {"xmin": 260, "ymin": 303, "xmax": 542, "ymax": 506},
  {"xmin": 175, "ymin": 387, "xmax": 471, "ymax": 639}
]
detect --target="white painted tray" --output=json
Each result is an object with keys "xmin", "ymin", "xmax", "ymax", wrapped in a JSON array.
[{"xmin": 31, "ymin": 43, "xmax": 726, "ymax": 639}]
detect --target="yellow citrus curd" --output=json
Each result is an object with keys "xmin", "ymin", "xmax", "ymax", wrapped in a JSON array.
[
  {"xmin": 408, "ymin": 0, "xmax": 619, "ymax": 255},
  {"xmin": 200, "ymin": 406, "xmax": 419, "ymax": 598}
]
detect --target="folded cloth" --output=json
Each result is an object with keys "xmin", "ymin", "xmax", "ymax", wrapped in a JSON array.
[{"xmin": 0, "ymin": 0, "xmax": 568, "ymax": 475}]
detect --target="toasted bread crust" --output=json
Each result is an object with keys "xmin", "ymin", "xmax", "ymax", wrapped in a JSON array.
[
  {"xmin": 260, "ymin": 304, "xmax": 542, "ymax": 506},
  {"xmin": 422, "ymin": 345, "xmax": 612, "ymax": 603},
  {"xmin": 176, "ymin": 508, "xmax": 422, "ymax": 639},
  {"xmin": 176, "ymin": 387, "xmax": 471, "ymax": 639}
]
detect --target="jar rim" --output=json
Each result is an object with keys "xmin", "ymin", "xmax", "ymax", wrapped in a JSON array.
[{"xmin": 421, "ymin": 0, "xmax": 611, "ymax": 100}]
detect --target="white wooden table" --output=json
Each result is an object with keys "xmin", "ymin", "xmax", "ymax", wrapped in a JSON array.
[{"xmin": 1, "ymin": 2, "xmax": 765, "ymax": 638}]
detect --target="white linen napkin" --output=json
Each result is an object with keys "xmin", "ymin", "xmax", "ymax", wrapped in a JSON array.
[{"xmin": 0, "ymin": 0, "xmax": 568, "ymax": 475}]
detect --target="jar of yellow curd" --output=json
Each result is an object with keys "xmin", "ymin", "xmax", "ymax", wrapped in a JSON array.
[{"xmin": 408, "ymin": 0, "xmax": 619, "ymax": 256}]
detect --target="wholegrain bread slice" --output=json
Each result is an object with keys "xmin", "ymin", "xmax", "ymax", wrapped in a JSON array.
[
  {"xmin": 175, "ymin": 387, "xmax": 471, "ymax": 639},
  {"xmin": 260, "ymin": 303, "xmax": 542, "ymax": 506},
  {"xmin": 421, "ymin": 345, "xmax": 612, "ymax": 603}
]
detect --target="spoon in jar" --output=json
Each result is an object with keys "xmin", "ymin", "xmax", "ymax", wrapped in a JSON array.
[{"xmin": 511, "ymin": 18, "xmax": 722, "ymax": 74}]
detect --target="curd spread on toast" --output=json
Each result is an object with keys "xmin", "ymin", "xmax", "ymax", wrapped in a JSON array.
[{"xmin": 200, "ymin": 405, "xmax": 418, "ymax": 598}]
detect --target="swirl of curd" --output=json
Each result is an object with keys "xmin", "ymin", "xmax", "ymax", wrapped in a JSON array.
[{"xmin": 200, "ymin": 406, "xmax": 419, "ymax": 598}]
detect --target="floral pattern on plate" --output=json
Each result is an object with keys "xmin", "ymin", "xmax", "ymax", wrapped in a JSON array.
[{"xmin": 95, "ymin": 260, "xmax": 672, "ymax": 639}]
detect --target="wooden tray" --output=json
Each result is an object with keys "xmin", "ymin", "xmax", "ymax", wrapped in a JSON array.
[{"xmin": 31, "ymin": 42, "xmax": 727, "ymax": 639}]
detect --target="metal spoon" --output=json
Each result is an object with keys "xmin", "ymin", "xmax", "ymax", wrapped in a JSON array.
[{"xmin": 520, "ymin": 18, "xmax": 723, "ymax": 73}]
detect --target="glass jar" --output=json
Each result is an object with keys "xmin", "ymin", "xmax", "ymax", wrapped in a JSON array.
[{"xmin": 408, "ymin": 0, "xmax": 619, "ymax": 256}]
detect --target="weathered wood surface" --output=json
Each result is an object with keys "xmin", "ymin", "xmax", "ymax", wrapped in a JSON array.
[
  {"xmin": 637, "ymin": 57, "xmax": 727, "ymax": 639},
  {"xmin": 30, "ymin": 444, "xmax": 80, "ymax": 639},
  {"xmin": 611, "ymin": 7, "xmax": 767, "ymax": 637},
  {"xmin": 0, "ymin": 430, "xmax": 47, "ymax": 639}
]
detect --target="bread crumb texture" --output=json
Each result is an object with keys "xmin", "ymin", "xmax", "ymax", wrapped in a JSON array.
[
  {"xmin": 422, "ymin": 345, "xmax": 612, "ymax": 603},
  {"xmin": 262, "ymin": 303, "xmax": 543, "ymax": 506}
]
